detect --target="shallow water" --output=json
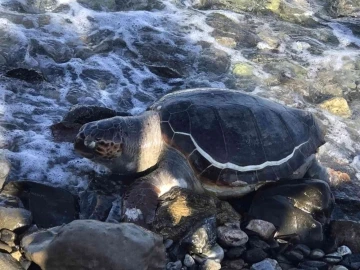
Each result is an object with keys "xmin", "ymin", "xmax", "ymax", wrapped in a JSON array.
[{"xmin": 0, "ymin": 0, "xmax": 359, "ymax": 195}]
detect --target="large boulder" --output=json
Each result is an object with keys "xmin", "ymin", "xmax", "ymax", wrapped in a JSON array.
[
  {"xmin": 21, "ymin": 220, "xmax": 166, "ymax": 270},
  {"xmin": 2, "ymin": 181, "xmax": 79, "ymax": 228},
  {"xmin": 248, "ymin": 179, "xmax": 334, "ymax": 247}
]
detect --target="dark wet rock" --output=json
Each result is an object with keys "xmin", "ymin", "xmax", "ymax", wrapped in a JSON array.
[
  {"xmin": 327, "ymin": 0, "xmax": 360, "ymax": 18},
  {"xmin": 339, "ymin": 254, "xmax": 360, "ymax": 270},
  {"xmin": 216, "ymin": 201, "xmax": 241, "ymax": 225},
  {"xmin": 2, "ymin": 181, "xmax": 78, "ymax": 229},
  {"xmin": 0, "ymin": 206, "xmax": 32, "ymax": 231},
  {"xmin": 249, "ymin": 179, "xmax": 334, "ymax": 247},
  {"xmin": 0, "ymin": 253, "xmax": 23, "ymax": 270},
  {"xmin": 250, "ymin": 258, "xmax": 281, "ymax": 270},
  {"xmin": 77, "ymin": 0, "xmax": 164, "ymax": 11},
  {"xmin": 21, "ymin": 220, "xmax": 166, "ymax": 270},
  {"xmin": 13, "ymin": 0, "xmax": 60, "ymax": 13},
  {"xmin": 166, "ymin": 260, "xmax": 182, "ymax": 270},
  {"xmin": 244, "ymin": 248, "xmax": 268, "ymax": 264},
  {"xmin": 5, "ymin": 68, "xmax": 45, "ymax": 83},
  {"xmin": 226, "ymin": 246, "xmax": 246, "ymax": 259},
  {"xmin": 221, "ymin": 258, "xmax": 245, "ymax": 270},
  {"xmin": 184, "ymin": 254, "xmax": 195, "ymax": 267},
  {"xmin": 0, "ymin": 229, "xmax": 16, "ymax": 247},
  {"xmin": 30, "ymin": 39, "xmax": 73, "ymax": 63},
  {"xmin": 328, "ymin": 220, "xmax": 360, "ymax": 253},
  {"xmin": 197, "ymin": 46, "xmax": 230, "ymax": 75},
  {"xmin": 147, "ymin": 65, "xmax": 183, "ymax": 79},
  {"xmin": 310, "ymin": 249, "xmax": 325, "ymax": 259},
  {"xmin": 324, "ymin": 253, "xmax": 342, "ymax": 264},
  {"xmin": 248, "ymin": 237, "xmax": 270, "ymax": 250},
  {"xmin": 245, "ymin": 219, "xmax": 276, "ymax": 240},
  {"xmin": 205, "ymin": 13, "xmax": 260, "ymax": 49},
  {"xmin": 293, "ymin": 244, "xmax": 311, "ymax": 257},
  {"xmin": 201, "ymin": 259, "xmax": 221, "ymax": 270},
  {"xmin": 285, "ymin": 250, "xmax": 304, "ymax": 262},
  {"xmin": 80, "ymin": 68, "xmax": 118, "ymax": 87},
  {"xmin": 299, "ymin": 260, "xmax": 328, "ymax": 270},
  {"xmin": 217, "ymin": 226, "xmax": 248, "ymax": 247}
]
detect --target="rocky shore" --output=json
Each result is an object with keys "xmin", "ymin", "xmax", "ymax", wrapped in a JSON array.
[{"xmin": 1, "ymin": 0, "xmax": 360, "ymax": 269}]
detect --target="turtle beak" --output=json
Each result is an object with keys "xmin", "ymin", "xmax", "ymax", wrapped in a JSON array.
[{"xmin": 74, "ymin": 133, "xmax": 96, "ymax": 159}]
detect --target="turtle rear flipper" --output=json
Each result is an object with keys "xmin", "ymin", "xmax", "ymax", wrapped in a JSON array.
[{"xmin": 122, "ymin": 179, "xmax": 160, "ymax": 228}]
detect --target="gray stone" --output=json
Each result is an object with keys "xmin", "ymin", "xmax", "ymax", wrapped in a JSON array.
[
  {"xmin": 0, "ymin": 207, "xmax": 32, "ymax": 231},
  {"xmin": 184, "ymin": 254, "xmax": 195, "ymax": 267},
  {"xmin": 0, "ymin": 229, "xmax": 16, "ymax": 247},
  {"xmin": 166, "ymin": 260, "xmax": 182, "ymax": 270},
  {"xmin": 324, "ymin": 253, "xmax": 342, "ymax": 264},
  {"xmin": 200, "ymin": 243, "xmax": 224, "ymax": 262},
  {"xmin": 246, "ymin": 220, "xmax": 276, "ymax": 239},
  {"xmin": 331, "ymin": 266, "xmax": 349, "ymax": 270},
  {"xmin": 294, "ymin": 244, "xmax": 311, "ymax": 257},
  {"xmin": 217, "ymin": 226, "xmax": 248, "ymax": 247},
  {"xmin": 201, "ymin": 259, "xmax": 221, "ymax": 270},
  {"xmin": 310, "ymin": 249, "xmax": 325, "ymax": 259},
  {"xmin": 327, "ymin": 0, "xmax": 360, "ymax": 17},
  {"xmin": 221, "ymin": 259, "xmax": 245, "ymax": 270},
  {"xmin": 251, "ymin": 259, "xmax": 280, "ymax": 270},
  {"xmin": 21, "ymin": 220, "xmax": 166, "ymax": 270},
  {"xmin": 285, "ymin": 250, "xmax": 304, "ymax": 262},
  {"xmin": 299, "ymin": 260, "xmax": 328, "ymax": 270},
  {"xmin": 0, "ymin": 253, "xmax": 23, "ymax": 270},
  {"xmin": 337, "ymin": 245, "xmax": 352, "ymax": 256}
]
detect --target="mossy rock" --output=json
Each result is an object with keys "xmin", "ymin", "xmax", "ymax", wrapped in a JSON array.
[
  {"xmin": 233, "ymin": 63, "xmax": 254, "ymax": 77},
  {"xmin": 320, "ymin": 97, "xmax": 352, "ymax": 118}
]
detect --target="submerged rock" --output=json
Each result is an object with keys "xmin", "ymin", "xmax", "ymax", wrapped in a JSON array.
[
  {"xmin": 0, "ymin": 253, "xmax": 23, "ymax": 270},
  {"xmin": 21, "ymin": 220, "xmax": 166, "ymax": 270},
  {"xmin": 327, "ymin": 0, "xmax": 360, "ymax": 17},
  {"xmin": 245, "ymin": 219, "xmax": 276, "ymax": 240}
]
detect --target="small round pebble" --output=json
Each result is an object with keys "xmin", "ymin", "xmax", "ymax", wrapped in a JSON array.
[
  {"xmin": 309, "ymin": 249, "xmax": 325, "ymax": 260},
  {"xmin": 244, "ymin": 248, "xmax": 268, "ymax": 264},
  {"xmin": 337, "ymin": 246, "xmax": 351, "ymax": 256},
  {"xmin": 324, "ymin": 253, "xmax": 342, "ymax": 264},
  {"xmin": 293, "ymin": 244, "xmax": 311, "ymax": 257},
  {"xmin": 285, "ymin": 250, "xmax": 304, "ymax": 262},
  {"xmin": 184, "ymin": 254, "xmax": 195, "ymax": 267},
  {"xmin": 201, "ymin": 259, "xmax": 221, "ymax": 270},
  {"xmin": 299, "ymin": 260, "xmax": 327, "ymax": 270},
  {"xmin": 166, "ymin": 260, "xmax": 182, "ymax": 270}
]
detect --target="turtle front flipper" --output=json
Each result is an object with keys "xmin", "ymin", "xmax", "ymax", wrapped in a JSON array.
[
  {"xmin": 123, "ymin": 178, "xmax": 160, "ymax": 227},
  {"xmin": 122, "ymin": 148, "xmax": 204, "ymax": 227}
]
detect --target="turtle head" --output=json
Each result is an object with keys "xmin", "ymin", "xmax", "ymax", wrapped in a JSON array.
[{"xmin": 74, "ymin": 113, "xmax": 163, "ymax": 174}]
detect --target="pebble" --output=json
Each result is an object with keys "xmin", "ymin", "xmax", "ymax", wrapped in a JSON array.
[
  {"xmin": 200, "ymin": 243, "xmax": 224, "ymax": 262},
  {"xmin": 294, "ymin": 244, "xmax": 311, "ymax": 257},
  {"xmin": 337, "ymin": 246, "xmax": 351, "ymax": 256},
  {"xmin": 331, "ymin": 266, "xmax": 348, "ymax": 270},
  {"xmin": 0, "ymin": 241, "xmax": 12, "ymax": 253},
  {"xmin": 246, "ymin": 219, "xmax": 276, "ymax": 239},
  {"xmin": 309, "ymin": 249, "xmax": 325, "ymax": 260},
  {"xmin": 244, "ymin": 248, "xmax": 268, "ymax": 264},
  {"xmin": 285, "ymin": 250, "xmax": 304, "ymax": 262},
  {"xmin": 166, "ymin": 260, "xmax": 182, "ymax": 270},
  {"xmin": 0, "ymin": 229, "xmax": 16, "ymax": 247},
  {"xmin": 324, "ymin": 253, "xmax": 342, "ymax": 264},
  {"xmin": 164, "ymin": 239, "xmax": 174, "ymax": 249},
  {"xmin": 201, "ymin": 259, "xmax": 221, "ymax": 270},
  {"xmin": 217, "ymin": 226, "xmax": 248, "ymax": 247},
  {"xmin": 226, "ymin": 246, "xmax": 246, "ymax": 259},
  {"xmin": 248, "ymin": 237, "xmax": 270, "ymax": 250},
  {"xmin": 184, "ymin": 254, "xmax": 195, "ymax": 267},
  {"xmin": 299, "ymin": 260, "xmax": 328, "ymax": 270},
  {"xmin": 250, "ymin": 258, "xmax": 280, "ymax": 270}
]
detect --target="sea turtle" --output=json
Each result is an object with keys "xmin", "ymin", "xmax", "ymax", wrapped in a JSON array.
[{"xmin": 74, "ymin": 88, "xmax": 328, "ymax": 225}]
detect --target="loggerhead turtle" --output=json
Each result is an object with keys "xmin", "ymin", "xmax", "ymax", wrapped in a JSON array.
[{"xmin": 74, "ymin": 88, "xmax": 328, "ymax": 225}]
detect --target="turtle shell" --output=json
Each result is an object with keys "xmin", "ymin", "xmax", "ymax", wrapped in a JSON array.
[{"xmin": 150, "ymin": 88, "xmax": 325, "ymax": 187}]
